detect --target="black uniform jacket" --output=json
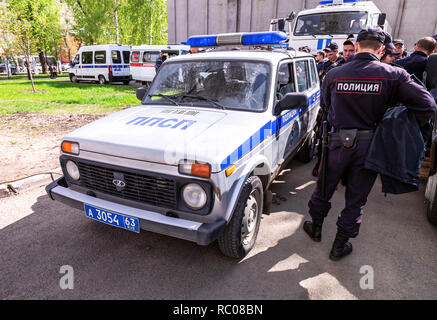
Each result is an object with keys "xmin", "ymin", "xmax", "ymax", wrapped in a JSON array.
[
  {"xmin": 322, "ymin": 52, "xmax": 436, "ymax": 130},
  {"xmin": 395, "ymin": 51, "xmax": 427, "ymax": 81},
  {"xmin": 364, "ymin": 106, "xmax": 426, "ymax": 194}
]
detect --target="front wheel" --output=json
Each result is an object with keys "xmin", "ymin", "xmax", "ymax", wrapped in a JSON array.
[
  {"xmin": 218, "ymin": 176, "xmax": 263, "ymax": 258},
  {"xmin": 70, "ymin": 74, "xmax": 78, "ymax": 83}
]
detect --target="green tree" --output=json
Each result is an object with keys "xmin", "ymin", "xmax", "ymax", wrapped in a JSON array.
[{"xmin": 64, "ymin": 0, "xmax": 168, "ymax": 46}]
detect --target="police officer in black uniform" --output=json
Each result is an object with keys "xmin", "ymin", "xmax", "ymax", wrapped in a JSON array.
[{"xmin": 304, "ymin": 28, "xmax": 437, "ymax": 261}]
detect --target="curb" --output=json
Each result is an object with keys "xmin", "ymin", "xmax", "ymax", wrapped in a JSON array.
[{"xmin": 0, "ymin": 168, "xmax": 62, "ymax": 199}]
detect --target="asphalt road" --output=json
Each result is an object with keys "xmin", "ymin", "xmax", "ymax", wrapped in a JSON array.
[{"xmin": 1, "ymin": 159, "xmax": 436, "ymax": 300}]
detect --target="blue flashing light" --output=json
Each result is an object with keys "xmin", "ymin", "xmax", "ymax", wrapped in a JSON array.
[
  {"xmin": 185, "ymin": 31, "xmax": 288, "ymax": 47},
  {"xmin": 241, "ymin": 32, "xmax": 288, "ymax": 45},
  {"xmin": 185, "ymin": 35, "xmax": 217, "ymax": 47}
]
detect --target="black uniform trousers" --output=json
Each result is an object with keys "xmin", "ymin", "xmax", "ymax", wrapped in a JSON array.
[{"xmin": 308, "ymin": 137, "xmax": 377, "ymax": 238}]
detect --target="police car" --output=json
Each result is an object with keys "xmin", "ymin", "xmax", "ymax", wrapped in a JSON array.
[{"xmin": 46, "ymin": 31, "xmax": 321, "ymax": 258}]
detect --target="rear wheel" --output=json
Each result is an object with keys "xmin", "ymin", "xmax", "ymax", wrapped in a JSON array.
[
  {"xmin": 218, "ymin": 176, "xmax": 263, "ymax": 259},
  {"xmin": 98, "ymin": 75, "xmax": 106, "ymax": 85}
]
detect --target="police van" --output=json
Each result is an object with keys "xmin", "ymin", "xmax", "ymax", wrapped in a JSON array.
[
  {"xmin": 270, "ymin": 0, "xmax": 391, "ymax": 53},
  {"xmin": 46, "ymin": 32, "xmax": 321, "ymax": 258},
  {"xmin": 130, "ymin": 44, "xmax": 190, "ymax": 85},
  {"xmin": 69, "ymin": 44, "xmax": 131, "ymax": 85}
]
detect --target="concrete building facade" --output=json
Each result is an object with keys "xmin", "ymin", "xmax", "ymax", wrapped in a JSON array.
[{"xmin": 167, "ymin": 0, "xmax": 437, "ymax": 52}]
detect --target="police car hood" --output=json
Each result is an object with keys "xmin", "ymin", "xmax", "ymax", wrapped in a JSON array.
[{"xmin": 63, "ymin": 105, "xmax": 267, "ymax": 172}]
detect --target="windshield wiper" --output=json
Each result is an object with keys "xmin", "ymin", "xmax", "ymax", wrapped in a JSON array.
[
  {"xmin": 148, "ymin": 94, "xmax": 180, "ymax": 106},
  {"xmin": 177, "ymin": 93, "xmax": 226, "ymax": 110}
]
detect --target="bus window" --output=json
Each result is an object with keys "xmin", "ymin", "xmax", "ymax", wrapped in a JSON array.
[
  {"xmin": 95, "ymin": 51, "xmax": 106, "ymax": 64},
  {"xmin": 143, "ymin": 51, "xmax": 160, "ymax": 63},
  {"xmin": 122, "ymin": 51, "xmax": 130, "ymax": 64},
  {"xmin": 131, "ymin": 51, "xmax": 140, "ymax": 62},
  {"xmin": 112, "ymin": 50, "xmax": 122, "ymax": 64}
]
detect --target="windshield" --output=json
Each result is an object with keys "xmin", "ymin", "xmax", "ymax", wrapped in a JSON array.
[
  {"xmin": 144, "ymin": 61, "xmax": 270, "ymax": 111},
  {"xmin": 294, "ymin": 11, "xmax": 368, "ymax": 36}
]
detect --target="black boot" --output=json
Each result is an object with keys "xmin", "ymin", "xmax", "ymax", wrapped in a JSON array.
[
  {"xmin": 303, "ymin": 218, "xmax": 324, "ymax": 242},
  {"xmin": 329, "ymin": 233, "xmax": 353, "ymax": 261}
]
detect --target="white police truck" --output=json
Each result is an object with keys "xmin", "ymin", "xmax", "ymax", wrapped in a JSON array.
[
  {"xmin": 69, "ymin": 44, "xmax": 131, "ymax": 85},
  {"xmin": 270, "ymin": 0, "xmax": 391, "ymax": 53},
  {"xmin": 46, "ymin": 32, "xmax": 321, "ymax": 258}
]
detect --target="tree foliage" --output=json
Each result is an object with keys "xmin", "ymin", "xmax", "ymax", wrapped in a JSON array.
[{"xmin": 64, "ymin": 0, "xmax": 168, "ymax": 46}]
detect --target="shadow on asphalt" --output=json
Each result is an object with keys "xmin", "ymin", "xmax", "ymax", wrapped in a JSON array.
[{"xmin": 1, "ymin": 160, "xmax": 436, "ymax": 299}]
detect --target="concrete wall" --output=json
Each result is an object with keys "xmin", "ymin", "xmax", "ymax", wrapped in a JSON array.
[{"xmin": 167, "ymin": 0, "xmax": 437, "ymax": 52}]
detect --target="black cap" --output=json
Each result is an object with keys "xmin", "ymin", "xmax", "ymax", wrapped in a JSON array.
[
  {"xmin": 356, "ymin": 27, "xmax": 385, "ymax": 44},
  {"xmin": 393, "ymin": 39, "xmax": 404, "ymax": 45},
  {"xmin": 384, "ymin": 42, "xmax": 399, "ymax": 55},
  {"xmin": 324, "ymin": 42, "xmax": 338, "ymax": 51}
]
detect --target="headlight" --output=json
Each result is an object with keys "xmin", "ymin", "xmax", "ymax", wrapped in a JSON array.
[
  {"xmin": 66, "ymin": 160, "xmax": 80, "ymax": 180},
  {"xmin": 182, "ymin": 183, "xmax": 207, "ymax": 210}
]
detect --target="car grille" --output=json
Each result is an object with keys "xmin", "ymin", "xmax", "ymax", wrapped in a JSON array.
[{"xmin": 77, "ymin": 161, "xmax": 177, "ymax": 209}]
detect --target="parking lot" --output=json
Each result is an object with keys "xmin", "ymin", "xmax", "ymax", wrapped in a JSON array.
[{"xmin": 1, "ymin": 159, "xmax": 436, "ymax": 300}]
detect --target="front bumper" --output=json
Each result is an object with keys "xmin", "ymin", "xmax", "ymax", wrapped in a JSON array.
[{"xmin": 46, "ymin": 177, "xmax": 225, "ymax": 245}]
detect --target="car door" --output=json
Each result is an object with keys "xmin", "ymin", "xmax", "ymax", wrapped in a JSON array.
[
  {"xmin": 273, "ymin": 60, "xmax": 300, "ymax": 164},
  {"xmin": 80, "ymin": 50, "xmax": 93, "ymax": 79},
  {"xmin": 293, "ymin": 58, "xmax": 315, "ymax": 144},
  {"xmin": 111, "ymin": 49, "xmax": 123, "ymax": 77}
]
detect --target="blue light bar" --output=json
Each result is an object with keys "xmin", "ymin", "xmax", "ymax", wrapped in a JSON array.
[
  {"xmin": 241, "ymin": 32, "xmax": 288, "ymax": 45},
  {"xmin": 319, "ymin": 0, "xmax": 359, "ymax": 4},
  {"xmin": 184, "ymin": 35, "xmax": 217, "ymax": 47},
  {"xmin": 184, "ymin": 31, "xmax": 288, "ymax": 47}
]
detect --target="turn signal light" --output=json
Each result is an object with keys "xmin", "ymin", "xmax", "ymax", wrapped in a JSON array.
[
  {"xmin": 61, "ymin": 141, "xmax": 79, "ymax": 155},
  {"xmin": 225, "ymin": 164, "xmax": 236, "ymax": 177},
  {"xmin": 179, "ymin": 160, "xmax": 211, "ymax": 178}
]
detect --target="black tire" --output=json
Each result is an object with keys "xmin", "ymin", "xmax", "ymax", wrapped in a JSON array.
[
  {"xmin": 70, "ymin": 74, "xmax": 78, "ymax": 83},
  {"xmin": 98, "ymin": 75, "xmax": 106, "ymax": 85},
  {"xmin": 426, "ymin": 176, "xmax": 437, "ymax": 225},
  {"xmin": 297, "ymin": 130, "xmax": 316, "ymax": 163},
  {"xmin": 123, "ymin": 80, "xmax": 130, "ymax": 85},
  {"xmin": 218, "ymin": 175, "xmax": 263, "ymax": 259}
]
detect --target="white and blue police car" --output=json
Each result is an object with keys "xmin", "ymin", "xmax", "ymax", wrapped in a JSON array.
[{"xmin": 46, "ymin": 31, "xmax": 321, "ymax": 258}]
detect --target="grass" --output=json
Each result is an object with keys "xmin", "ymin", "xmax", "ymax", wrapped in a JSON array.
[
  {"xmin": 0, "ymin": 73, "xmax": 69, "ymax": 80},
  {"xmin": 0, "ymin": 78, "xmax": 139, "ymax": 114}
]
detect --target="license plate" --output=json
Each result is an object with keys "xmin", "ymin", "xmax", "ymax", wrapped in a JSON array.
[{"xmin": 84, "ymin": 204, "xmax": 140, "ymax": 233}]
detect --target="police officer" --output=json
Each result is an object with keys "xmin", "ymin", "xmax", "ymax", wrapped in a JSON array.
[
  {"xmin": 396, "ymin": 37, "xmax": 437, "ymax": 82},
  {"xmin": 303, "ymin": 28, "xmax": 437, "ymax": 261},
  {"xmin": 319, "ymin": 42, "xmax": 345, "ymax": 81}
]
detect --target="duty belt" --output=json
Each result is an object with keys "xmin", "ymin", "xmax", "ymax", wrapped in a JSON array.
[{"xmin": 328, "ymin": 129, "xmax": 373, "ymax": 149}]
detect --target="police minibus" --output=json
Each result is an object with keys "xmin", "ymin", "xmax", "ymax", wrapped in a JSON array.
[
  {"xmin": 130, "ymin": 44, "xmax": 190, "ymax": 85},
  {"xmin": 69, "ymin": 44, "xmax": 131, "ymax": 85}
]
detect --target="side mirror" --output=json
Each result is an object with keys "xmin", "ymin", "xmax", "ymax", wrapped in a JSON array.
[
  {"xmin": 274, "ymin": 93, "xmax": 307, "ymax": 116},
  {"xmin": 136, "ymin": 87, "xmax": 147, "ymax": 101},
  {"xmin": 377, "ymin": 13, "xmax": 386, "ymax": 27}
]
